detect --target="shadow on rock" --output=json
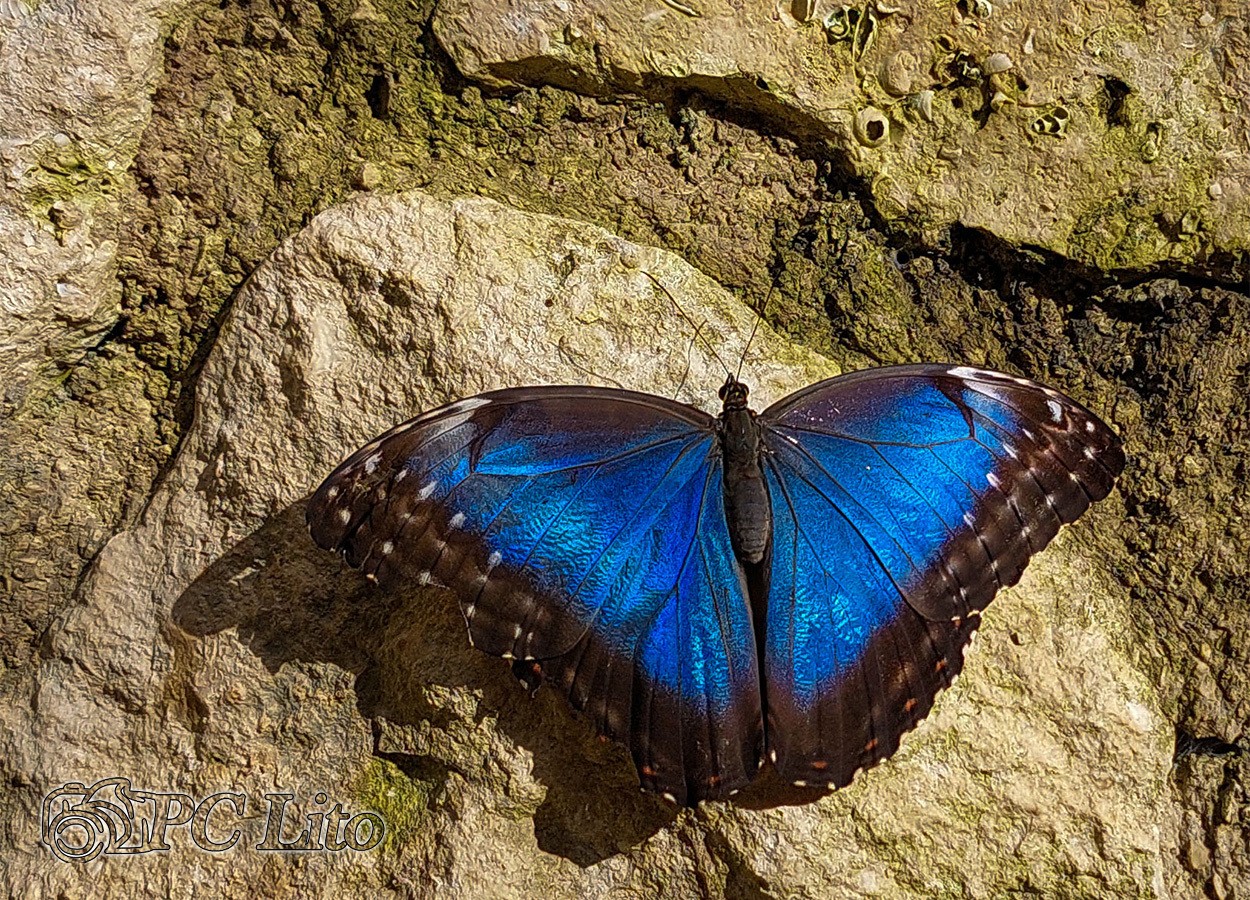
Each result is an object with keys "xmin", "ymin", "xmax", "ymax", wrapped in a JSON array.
[{"xmin": 171, "ymin": 501, "xmax": 675, "ymax": 865}]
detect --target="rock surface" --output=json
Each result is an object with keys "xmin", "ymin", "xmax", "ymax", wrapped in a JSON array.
[
  {"xmin": 0, "ymin": 0, "xmax": 184, "ymax": 675},
  {"xmin": 5, "ymin": 191, "xmax": 1168, "ymax": 897},
  {"xmin": 1, "ymin": 0, "xmax": 1247, "ymax": 896},
  {"xmin": 0, "ymin": 0, "xmax": 177, "ymax": 388},
  {"xmin": 434, "ymin": 0, "xmax": 1250, "ymax": 273}
]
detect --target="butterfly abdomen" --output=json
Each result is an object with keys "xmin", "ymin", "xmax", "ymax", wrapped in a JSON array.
[{"xmin": 720, "ymin": 405, "xmax": 772, "ymax": 567}]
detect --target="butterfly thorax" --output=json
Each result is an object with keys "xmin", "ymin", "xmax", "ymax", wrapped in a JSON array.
[{"xmin": 718, "ymin": 377, "xmax": 772, "ymax": 568}]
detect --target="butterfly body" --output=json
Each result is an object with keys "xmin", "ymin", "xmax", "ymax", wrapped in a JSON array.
[
  {"xmin": 308, "ymin": 365, "xmax": 1124, "ymax": 804},
  {"xmin": 717, "ymin": 378, "xmax": 772, "ymax": 568}
]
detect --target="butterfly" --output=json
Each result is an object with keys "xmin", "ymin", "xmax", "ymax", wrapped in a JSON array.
[{"xmin": 306, "ymin": 364, "xmax": 1124, "ymax": 805}]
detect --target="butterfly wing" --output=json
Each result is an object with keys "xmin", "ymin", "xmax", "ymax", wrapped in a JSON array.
[
  {"xmin": 307, "ymin": 387, "xmax": 763, "ymax": 804},
  {"xmin": 757, "ymin": 364, "xmax": 1124, "ymax": 786}
]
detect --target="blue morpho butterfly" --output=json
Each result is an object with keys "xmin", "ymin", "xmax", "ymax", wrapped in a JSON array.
[{"xmin": 307, "ymin": 356, "xmax": 1124, "ymax": 805}]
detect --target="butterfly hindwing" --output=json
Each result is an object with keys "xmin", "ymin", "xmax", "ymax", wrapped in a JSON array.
[
  {"xmin": 758, "ymin": 364, "xmax": 1124, "ymax": 786},
  {"xmin": 306, "ymin": 388, "xmax": 764, "ymax": 804}
]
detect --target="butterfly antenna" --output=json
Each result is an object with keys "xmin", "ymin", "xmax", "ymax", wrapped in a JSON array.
[
  {"xmin": 735, "ymin": 270, "xmax": 781, "ymax": 381},
  {"xmin": 672, "ymin": 319, "xmax": 708, "ymax": 401},
  {"xmin": 642, "ymin": 271, "xmax": 733, "ymax": 378},
  {"xmin": 557, "ymin": 336, "xmax": 626, "ymax": 389}
]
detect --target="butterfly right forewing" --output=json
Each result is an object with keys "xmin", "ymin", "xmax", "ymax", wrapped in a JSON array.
[{"xmin": 757, "ymin": 364, "xmax": 1124, "ymax": 787}]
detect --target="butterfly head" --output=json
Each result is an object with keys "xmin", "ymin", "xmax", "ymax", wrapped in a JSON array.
[{"xmin": 718, "ymin": 375, "xmax": 750, "ymax": 412}]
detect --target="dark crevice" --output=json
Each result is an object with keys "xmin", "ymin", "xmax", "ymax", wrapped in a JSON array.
[
  {"xmin": 54, "ymin": 313, "xmax": 133, "ymax": 376},
  {"xmin": 1175, "ymin": 730, "xmax": 1247, "ymax": 763},
  {"xmin": 416, "ymin": 14, "xmax": 473, "ymax": 96},
  {"xmin": 941, "ymin": 225, "xmax": 1250, "ymax": 324},
  {"xmin": 477, "ymin": 63, "xmax": 855, "ymax": 175},
  {"xmin": 371, "ymin": 749, "xmax": 452, "ymax": 786},
  {"xmin": 1101, "ymin": 76, "xmax": 1132, "ymax": 128},
  {"xmin": 34, "ymin": 520, "xmax": 122, "ymax": 661},
  {"xmin": 366, "ymin": 70, "xmax": 394, "ymax": 119},
  {"xmin": 133, "ymin": 275, "xmax": 246, "ymax": 524}
]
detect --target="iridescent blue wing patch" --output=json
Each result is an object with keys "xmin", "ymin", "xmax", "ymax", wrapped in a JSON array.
[
  {"xmin": 757, "ymin": 365, "xmax": 1124, "ymax": 787},
  {"xmin": 306, "ymin": 388, "xmax": 764, "ymax": 804}
]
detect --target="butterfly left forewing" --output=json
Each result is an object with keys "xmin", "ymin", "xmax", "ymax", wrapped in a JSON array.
[{"xmin": 307, "ymin": 387, "xmax": 764, "ymax": 804}]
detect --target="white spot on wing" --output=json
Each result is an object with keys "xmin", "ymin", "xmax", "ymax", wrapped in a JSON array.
[
  {"xmin": 1046, "ymin": 399, "xmax": 1063, "ymax": 422},
  {"xmin": 1085, "ymin": 420, "xmax": 1096, "ymax": 433},
  {"xmin": 946, "ymin": 366, "xmax": 981, "ymax": 379},
  {"xmin": 394, "ymin": 469, "xmax": 408, "ymax": 483},
  {"xmin": 986, "ymin": 472, "xmax": 1001, "ymax": 490},
  {"xmin": 1038, "ymin": 481, "xmax": 1059, "ymax": 513},
  {"xmin": 326, "ymin": 486, "xmax": 339, "ymax": 499},
  {"xmin": 381, "ymin": 541, "xmax": 394, "ymax": 555},
  {"xmin": 364, "ymin": 453, "xmax": 382, "ymax": 474},
  {"xmin": 412, "ymin": 396, "xmax": 492, "ymax": 438},
  {"xmin": 418, "ymin": 481, "xmax": 438, "ymax": 500},
  {"xmin": 487, "ymin": 551, "xmax": 502, "ymax": 571},
  {"xmin": 338, "ymin": 508, "xmax": 351, "ymax": 524},
  {"xmin": 449, "ymin": 512, "xmax": 466, "ymax": 529}
]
